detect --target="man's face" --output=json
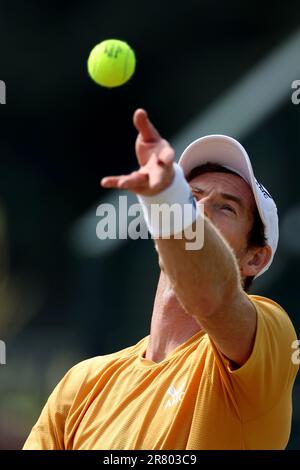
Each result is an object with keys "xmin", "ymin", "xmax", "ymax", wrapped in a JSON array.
[{"xmin": 188, "ymin": 171, "xmax": 255, "ymax": 266}]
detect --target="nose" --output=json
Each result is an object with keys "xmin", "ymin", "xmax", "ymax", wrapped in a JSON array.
[
  {"xmin": 204, "ymin": 204, "xmax": 213, "ymax": 220},
  {"xmin": 197, "ymin": 195, "xmax": 213, "ymax": 220}
]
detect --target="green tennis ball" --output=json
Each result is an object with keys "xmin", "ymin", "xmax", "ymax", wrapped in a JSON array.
[{"xmin": 87, "ymin": 39, "xmax": 136, "ymax": 88}]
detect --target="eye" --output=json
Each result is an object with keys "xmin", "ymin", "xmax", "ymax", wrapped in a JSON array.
[
  {"xmin": 221, "ymin": 204, "xmax": 236, "ymax": 214},
  {"xmin": 191, "ymin": 190, "xmax": 201, "ymax": 201}
]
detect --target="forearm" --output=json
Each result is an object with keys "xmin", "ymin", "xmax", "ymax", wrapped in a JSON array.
[
  {"xmin": 102, "ymin": 109, "xmax": 256, "ymax": 365},
  {"xmin": 155, "ymin": 215, "xmax": 241, "ymax": 320},
  {"xmin": 137, "ymin": 163, "xmax": 242, "ymax": 321}
]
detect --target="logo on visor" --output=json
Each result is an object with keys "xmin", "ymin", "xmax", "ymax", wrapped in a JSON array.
[{"xmin": 255, "ymin": 180, "xmax": 272, "ymax": 200}]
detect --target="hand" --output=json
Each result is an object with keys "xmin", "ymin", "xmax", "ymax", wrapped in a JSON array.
[{"xmin": 101, "ymin": 109, "xmax": 175, "ymax": 196}]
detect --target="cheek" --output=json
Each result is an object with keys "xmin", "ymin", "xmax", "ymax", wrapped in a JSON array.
[{"xmin": 213, "ymin": 216, "xmax": 248, "ymax": 252}]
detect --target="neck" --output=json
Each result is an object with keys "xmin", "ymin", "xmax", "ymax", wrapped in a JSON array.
[{"xmin": 145, "ymin": 272, "xmax": 202, "ymax": 363}]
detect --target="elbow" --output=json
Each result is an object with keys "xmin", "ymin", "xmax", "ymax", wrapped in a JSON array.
[
  {"xmin": 203, "ymin": 271, "xmax": 240, "ymax": 318},
  {"xmin": 173, "ymin": 271, "xmax": 239, "ymax": 320}
]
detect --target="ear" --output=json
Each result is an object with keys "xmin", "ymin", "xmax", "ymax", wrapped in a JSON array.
[{"xmin": 240, "ymin": 245, "xmax": 272, "ymax": 278}]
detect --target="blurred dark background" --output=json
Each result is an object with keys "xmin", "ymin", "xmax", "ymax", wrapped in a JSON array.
[{"xmin": 0, "ymin": 0, "xmax": 299, "ymax": 449}]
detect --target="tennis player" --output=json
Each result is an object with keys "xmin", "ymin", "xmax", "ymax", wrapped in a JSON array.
[{"xmin": 23, "ymin": 109, "xmax": 299, "ymax": 450}]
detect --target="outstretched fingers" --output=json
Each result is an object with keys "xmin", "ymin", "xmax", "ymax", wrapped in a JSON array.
[
  {"xmin": 101, "ymin": 171, "xmax": 148, "ymax": 190},
  {"xmin": 133, "ymin": 108, "xmax": 161, "ymax": 143}
]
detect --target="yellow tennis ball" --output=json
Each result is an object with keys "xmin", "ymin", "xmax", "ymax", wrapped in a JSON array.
[{"xmin": 87, "ymin": 39, "xmax": 136, "ymax": 88}]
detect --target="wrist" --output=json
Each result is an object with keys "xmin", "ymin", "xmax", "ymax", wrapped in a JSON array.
[{"xmin": 137, "ymin": 163, "xmax": 199, "ymax": 237}]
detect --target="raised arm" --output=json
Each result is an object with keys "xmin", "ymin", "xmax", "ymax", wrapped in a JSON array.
[{"xmin": 101, "ymin": 109, "xmax": 257, "ymax": 366}]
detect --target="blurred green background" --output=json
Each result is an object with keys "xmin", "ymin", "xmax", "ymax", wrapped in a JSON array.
[{"xmin": 0, "ymin": 0, "xmax": 299, "ymax": 449}]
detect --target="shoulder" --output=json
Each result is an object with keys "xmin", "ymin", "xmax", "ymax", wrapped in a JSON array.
[
  {"xmin": 239, "ymin": 295, "xmax": 299, "ymax": 385},
  {"xmin": 23, "ymin": 338, "xmax": 149, "ymax": 449},
  {"xmin": 249, "ymin": 294, "xmax": 288, "ymax": 313},
  {"xmin": 55, "ymin": 337, "xmax": 148, "ymax": 398},
  {"xmin": 248, "ymin": 294, "xmax": 297, "ymax": 338},
  {"xmin": 211, "ymin": 295, "xmax": 298, "ymax": 417}
]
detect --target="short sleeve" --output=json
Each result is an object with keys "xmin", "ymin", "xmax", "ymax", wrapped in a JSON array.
[
  {"xmin": 23, "ymin": 360, "xmax": 90, "ymax": 450},
  {"xmin": 211, "ymin": 295, "xmax": 299, "ymax": 419}
]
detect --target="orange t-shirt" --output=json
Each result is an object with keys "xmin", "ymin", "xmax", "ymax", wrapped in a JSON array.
[{"xmin": 23, "ymin": 295, "xmax": 299, "ymax": 450}]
